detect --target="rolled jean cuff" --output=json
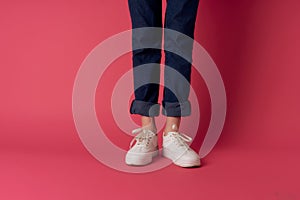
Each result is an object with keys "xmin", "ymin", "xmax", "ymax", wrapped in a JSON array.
[
  {"xmin": 130, "ymin": 100, "xmax": 160, "ymax": 117},
  {"xmin": 162, "ymin": 100, "xmax": 191, "ymax": 117}
]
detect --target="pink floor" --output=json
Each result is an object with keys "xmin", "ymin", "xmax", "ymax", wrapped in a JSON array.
[
  {"xmin": 1, "ymin": 119, "xmax": 299, "ymax": 200},
  {"xmin": 1, "ymin": 0, "xmax": 300, "ymax": 199}
]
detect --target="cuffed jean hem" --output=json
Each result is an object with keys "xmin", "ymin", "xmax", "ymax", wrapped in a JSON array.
[
  {"xmin": 162, "ymin": 100, "xmax": 191, "ymax": 117},
  {"xmin": 130, "ymin": 100, "xmax": 160, "ymax": 117}
]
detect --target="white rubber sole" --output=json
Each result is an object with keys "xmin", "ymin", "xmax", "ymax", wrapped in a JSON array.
[
  {"xmin": 162, "ymin": 148, "xmax": 201, "ymax": 168},
  {"xmin": 125, "ymin": 150, "xmax": 159, "ymax": 166}
]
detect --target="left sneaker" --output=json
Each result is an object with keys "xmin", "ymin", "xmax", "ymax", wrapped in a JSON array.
[
  {"xmin": 162, "ymin": 131, "xmax": 201, "ymax": 167},
  {"xmin": 125, "ymin": 127, "xmax": 158, "ymax": 166}
]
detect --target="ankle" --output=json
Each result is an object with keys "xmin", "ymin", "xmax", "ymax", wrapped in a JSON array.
[
  {"xmin": 164, "ymin": 124, "xmax": 179, "ymax": 136},
  {"xmin": 141, "ymin": 116, "xmax": 157, "ymax": 133},
  {"xmin": 144, "ymin": 125, "xmax": 157, "ymax": 133}
]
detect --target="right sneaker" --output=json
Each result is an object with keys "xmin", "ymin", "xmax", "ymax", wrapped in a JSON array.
[
  {"xmin": 163, "ymin": 131, "xmax": 201, "ymax": 168},
  {"xmin": 125, "ymin": 127, "xmax": 158, "ymax": 166}
]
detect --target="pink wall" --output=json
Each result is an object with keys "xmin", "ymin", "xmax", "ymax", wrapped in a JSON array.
[{"xmin": 0, "ymin": 0, "xmax": 299, "ymax": 199}]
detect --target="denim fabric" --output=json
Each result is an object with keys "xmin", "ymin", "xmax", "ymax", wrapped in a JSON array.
[{"xmin": 128, "ymin": 0, "xmax": 199, "ymax": 117}]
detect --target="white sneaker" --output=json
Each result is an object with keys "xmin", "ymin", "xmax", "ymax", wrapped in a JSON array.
[
  {"xmin": 163, "ymin": 131, "xmax": 201, "ymax": 167},
  {"xmin": 125, "ymin": 127, "xmax": 158, "ymax": 166}
]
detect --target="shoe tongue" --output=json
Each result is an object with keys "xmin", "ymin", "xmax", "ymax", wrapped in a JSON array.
[
  {"xmin": 143, "ymin": 128, "xmax": 156, "ymax": 135},
  {"xmin": 165, "ymin": 131, "xmax": 179, "ymax": 136}
]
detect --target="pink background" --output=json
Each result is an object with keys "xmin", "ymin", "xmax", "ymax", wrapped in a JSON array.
[{"xmin": 0, "ymin": 0, "xmax": 299, "ymax": 199}]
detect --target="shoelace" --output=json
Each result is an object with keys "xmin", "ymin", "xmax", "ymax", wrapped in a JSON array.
[
  {"xmin": 129, "ymin": 128, "xmax": 155, "ymax": 148},
  {"xmin": 168, "ymin": 132, "xmax": 193, "ymax": 149}
]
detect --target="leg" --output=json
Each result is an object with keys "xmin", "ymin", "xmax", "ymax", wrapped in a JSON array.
[
  {"xmin": 126, "ymin": 1, "xmax": 162, "ymax": 166},
  {"xmin": 164, "ymin": 116, "xmax": 180, "ymax": 135},
  {"xmin": 142, "ymin": 116, "xmax": 157, "ymax": 133},
  {"xmin": 128, "ymin": 0, "xmax": 163, "ymax": 119},
  {"xmin": 161, "ymin": 0, "xmax": 200, "ymax": 168},
  {"xmin": 163, "ymin": 0, "xmax": 200, "ymax": 118}
]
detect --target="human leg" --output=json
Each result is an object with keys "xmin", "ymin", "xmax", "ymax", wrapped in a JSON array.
[
  {"xmin": 126, "ymin": 0, "xmax": 163, "ymax": 165},
  {"xmin": 128, "ymin": 0, "xmax": 163, "ymax": 118},
  {"xmin": 162, "ymin": 0, "xmax": 201, "ymax": 167}
]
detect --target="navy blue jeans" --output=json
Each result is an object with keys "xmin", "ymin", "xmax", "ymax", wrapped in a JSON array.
[{"xmin": 128, "ymin": 0, "xmax": 199, "ymax": 117}]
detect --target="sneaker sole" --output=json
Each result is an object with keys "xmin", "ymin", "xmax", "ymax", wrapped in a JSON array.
[
  {"xmin": 162, "ymin": 148, "xmax": 201, "ymax": 168},
  {"xmin": 125, "ymin": 150, "xmax": 159, "ymax": 166}
]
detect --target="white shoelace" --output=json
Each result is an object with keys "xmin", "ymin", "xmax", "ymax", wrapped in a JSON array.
[
  {"xmin": 168, "ymin": 132, "xmax": 193, "ymax": 149},
  {"xmin": 129, "ymin": 128, "xmax": 155, "ymax": 148}
]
